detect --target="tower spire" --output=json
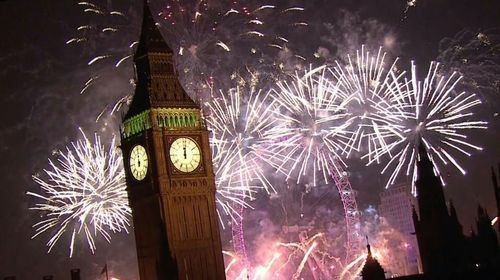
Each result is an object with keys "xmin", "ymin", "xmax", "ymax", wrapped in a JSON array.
[
  {"xmin": 415, "ymin": 142, "xmax": 448, "ymax": 220},
  {"xmin": 412, "ymin": 141, "xmax": 464, "ymax": 276},
  {"xmin": 360, "ymin": 237, "xmax": 385, "ymax": 280},
  {"xmin": 135, "ymin": 0, "xmax": 172, "ymax": 58},
  {"xmin": 123, "ymin": 0, "xmax": 197, "ymax": 122},
  {"xmin": 366, "ymin": 236, "xmax": 372, "ymax": 258}
]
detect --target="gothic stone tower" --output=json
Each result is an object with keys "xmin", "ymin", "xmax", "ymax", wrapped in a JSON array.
[
  {"xmin": 412, "ymin": 143, "xmax": 465, "ymax": 278},
  {"xmin": 120, "ymin": 2, "xmax": 226, "ymax": 279}
]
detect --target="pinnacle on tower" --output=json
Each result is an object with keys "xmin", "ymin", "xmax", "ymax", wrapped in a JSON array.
[
  {"xmin": 414, "ymin": 142, "xmax": 448, "ymax": 220},
  {"xmin": 448, "ymin": 200, "xmax": 463, "ymax": 238},
  {"xmin": 474, "ymin": 202, "xmax": 500, "ymax": 260},
  {"xmin": 416, "ymin": 142, "xmax": 439, "ymax": 184},
  {"xmin": 492, "ymin": 165, "xmax": 500, "ymax": 229},
  {"xmin": 366, "ymin": 236, "xmax": 373, "ymax": 258},
  {"xmin": 477, "ymin": 203, "xmax": 487, "ymax": 218}
]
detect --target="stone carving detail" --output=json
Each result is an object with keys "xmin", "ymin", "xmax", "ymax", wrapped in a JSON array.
[
  {"xmin": 154, "ymin": 109, "xmax": 200, "ymax": 129},
  {"xmin": 169, "ymin": 178, "xmax": 211, "ymax": 195}
]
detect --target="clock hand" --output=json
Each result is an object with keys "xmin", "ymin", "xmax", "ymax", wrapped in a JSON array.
[{"xmin": 183, "ymin": 146, "xmax": 187, "ymax": 160}]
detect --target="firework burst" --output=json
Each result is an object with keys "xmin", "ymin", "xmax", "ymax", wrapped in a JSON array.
[
  {"xmin": 205, "ymin": 85, "xmax": 279, "ymax": 225},
  {"xmin": 27, "ymin": 129, "xmax": 130, "ymax": 257},
  {"xmin": 365, "ymin": 61, "xmax": 488, "ymax": 192},
  {"xmin": 205, "ymin": 84, "xmax": 283, "ymax": 272},
  {"xmin": 330, "ymin": 46, "xmax": 407, "ymax": 161},
  {"xmin": 262, "ymin": 66, "xmax": 355, "ymax": 186},
  {"xmin": 158, "ymin": 0, "xmax": 307, "ymax": 92},
  {"xmin": 223, "ymin": 232, "xmax": 339, "ymax": 280},
  {"xmin": 259, "ymin": 67, "xmax": 363, "ymax": 258}
]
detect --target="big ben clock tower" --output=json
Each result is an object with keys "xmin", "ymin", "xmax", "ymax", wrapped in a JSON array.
[{"xmin": 121, "ymin": 2, "xmax": 226, "ymax": 279}]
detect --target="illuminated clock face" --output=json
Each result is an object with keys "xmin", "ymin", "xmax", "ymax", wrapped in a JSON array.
[
  {"xmin": 169, "ymin": 137, "xmax": 201, "ymax": 173},
  {"xmin": 129, "ymin": 145, "xmax": 148, "ymax": 181}
]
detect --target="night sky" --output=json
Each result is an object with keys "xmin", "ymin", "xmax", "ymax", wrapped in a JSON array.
[{"xmin": 0, "ymin": 0, "xmax": 499, "ymax": 279}]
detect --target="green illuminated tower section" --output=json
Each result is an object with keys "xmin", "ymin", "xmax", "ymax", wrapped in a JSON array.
[{"xmin": 120, "ymin": 2, "xmax": 226, "ymax": 279}]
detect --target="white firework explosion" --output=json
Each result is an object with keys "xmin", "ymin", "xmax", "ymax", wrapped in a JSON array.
[
  {"xmin": 205, "ymin": 86, "xmax": 278, "ymax": 225},
  {"xmin": 262, "ymin": 66, "xmax": 355, "ymax": 186},
  {"xmin": 28, "ymin": 129, "xmax": 130, "ymax": 257},
  {"xmin": 364, "ymin": 61, "xmax": 488, "ymax": 192},
  {"xmin": 330, "ymin": 46, "xmax": 407, "ymax": 161}
]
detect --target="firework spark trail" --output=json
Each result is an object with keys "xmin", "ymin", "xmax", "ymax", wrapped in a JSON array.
[
  {"xmin": 364, "ymin": 61, "xmax": 487, "ymax": 192},
  {"xmin": 115, "ymin": 54, "xmax": 133, "ymax": 67},
  {"xmin": 80, "ymin": 75, "xmax": 100, "ymax": 95},
  {"xmin": 262, "ymin": 66, "xmax": 355, "ymax": 186},
  {"xmin": 276, "ymin": 232, "xmax": 323, "ymax": 280},
  {"xmin": 275, "ymin": 232, "xmax": 324, "ymax": 279},
  {"xmin": 339, "ymin": 253, "xmax": 366, "ymax": 280},
  {"xmin": 330, "ymin": 46, "xmax": 408, "ymax": 161},
  {"xmin": 292, "ymin": 241, "xmax": 318, "ymax": 280},
  {"xmin": 88, "ymin": 55, "xmax": 112, "ymax": 65},
  {"xmin": 27, "ymin": 129, "xmax": 130, "ymax": 257},
  {"xmin": 223, "ymin": 251, "xmax": 240, "ymax": 273},
  {"xmin": 223, "ymin": 233, "xmax": 332, "ymax": 279},
  {"xmin": 401, "ymin": 0, "xmax": 417, "ymax": 21},
  {"xmin": 251, "ymin": 252, "xmax": 281, "ymax": 280}
]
